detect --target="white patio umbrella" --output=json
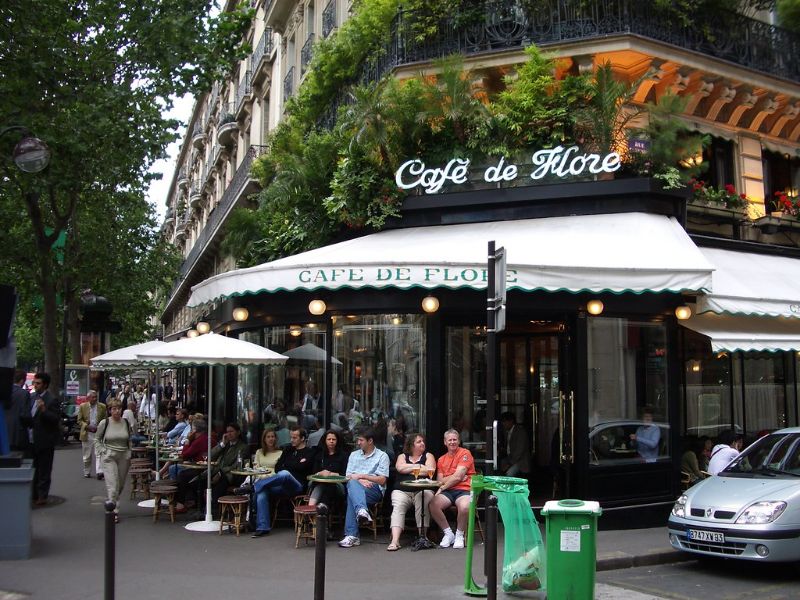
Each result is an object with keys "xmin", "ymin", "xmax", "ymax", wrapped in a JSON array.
[
  {"xmin": 284, "ymin": 342, "xmax": 342, "ymax": 364},
  {"xmin": 137, "ymin": 332, "xmax": 287, "ymax": 532},
  {"xmin": 91, "ymin": 340, "xmax": 168, "ymax": 508}
]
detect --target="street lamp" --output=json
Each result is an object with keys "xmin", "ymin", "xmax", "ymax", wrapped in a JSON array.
[{"xmin": 1, "ymin": 126, "xmax": 50, "ymax": 173}]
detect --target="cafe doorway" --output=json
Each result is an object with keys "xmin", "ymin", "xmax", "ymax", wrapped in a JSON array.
[{"xmin": 499, "ymin": 322, "xmax": 571, "ymax": 506}]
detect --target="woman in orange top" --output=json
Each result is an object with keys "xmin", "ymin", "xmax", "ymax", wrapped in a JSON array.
[{"xmin": 429, "ymin": 429, "xmax": 476, "ymax": 549}]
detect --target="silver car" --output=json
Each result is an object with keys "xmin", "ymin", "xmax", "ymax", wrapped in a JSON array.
[{"xmin": 668, "ymin": 427, "xmax": 800, "ymax": 562}]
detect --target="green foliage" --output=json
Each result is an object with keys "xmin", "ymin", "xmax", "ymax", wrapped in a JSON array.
[
  {"xmin": 0, "ymin": 0, "xmax": 249, "ymax": 378},
  {"xmin": 287, "ymin": 0, "xmax": 401, "ymax": 126},
  {"xmin": 778, "ymin": 0, "xmax": 800, "ymax": 31}
]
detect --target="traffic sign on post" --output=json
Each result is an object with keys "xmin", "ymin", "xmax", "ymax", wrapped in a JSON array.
[{"xmin": 494, "ymin": 246, "xmax": 506, "ymax": 333}]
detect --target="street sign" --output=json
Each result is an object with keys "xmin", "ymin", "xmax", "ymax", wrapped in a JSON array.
[{"xmin": 494, "ymin": 246, "xmax": 506, "ymax": 333}]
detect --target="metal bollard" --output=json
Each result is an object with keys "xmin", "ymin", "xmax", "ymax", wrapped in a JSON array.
[
  {"xmin": 314, "ymin": 503, "xmax": 328, "ymax": 600},
  {"xmin": 104, "ymin": 501, "xmax": 116, "ymax": 600},
  {"xmin": 485, "ymin": 495, "xmax": 499, "ymax": 600}
]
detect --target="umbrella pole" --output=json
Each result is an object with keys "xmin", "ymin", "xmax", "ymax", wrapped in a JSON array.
[
  {"xmin": 185, "ymin": 365, "xmax": 219, "ymax": 532},
  {"xmin": 154, "ymin": 368, "xmax": 160, "ymax": 481}
]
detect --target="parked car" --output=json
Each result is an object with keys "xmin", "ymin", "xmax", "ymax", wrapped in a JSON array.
[
  {"xmin": 589, "ymin": 420, "xmax": 670, "ymax": 465},
  {"xmin": 668, "ymin": 426, "xmax": 800, "ymax": 562}
]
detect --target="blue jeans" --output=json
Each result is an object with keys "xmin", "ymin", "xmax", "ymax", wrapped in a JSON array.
[
  {"xmin": 167, "ymin": 463, "xmax": 184, "ymax": 480},
  {"xmin": 344, "ymin": 479, "xmax": 383, "ymax": 537},
  {"xmin": 254, "ymin": 470, "xmax": 303, "ymax": 532}
]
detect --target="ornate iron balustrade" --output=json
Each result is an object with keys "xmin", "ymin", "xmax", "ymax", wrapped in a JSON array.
[
  {"xmin": 323, "ymin": 0, "xmax": 336, "ymax": 38},
  {"xmin": 172, "ymin": 145, "xmax": 269, "ymax": 293},
  {"xmin": 284, "ymin": 66, "xmax": 294, "ymax": 102},
  {"xmin": 252, "ymin": 27, "xmax": 274, "ymax": 68},
  {"xmin": 385, "ymin": 0, "xmax": 800, "ymax": 83},
  {"xmin": 301, "ymin": 33, "xmax": 315, "ymax": 75},
  {"xmin": 235, "ymin": 70, "xmax": 253, "ymax": 115},
  {"xmin": 316, "ymin": 0, "xmax": 800, "ymax": 129}
]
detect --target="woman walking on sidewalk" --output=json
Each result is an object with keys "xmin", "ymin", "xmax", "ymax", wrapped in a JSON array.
[{"xmin": 95, "ymin": 399, "xmax": 132, "ymax": 523}]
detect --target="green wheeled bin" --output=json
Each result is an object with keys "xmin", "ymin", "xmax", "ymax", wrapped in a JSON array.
[{"xmin": 541, "ymin": 499, "xmax": 602, "ymax": 600}]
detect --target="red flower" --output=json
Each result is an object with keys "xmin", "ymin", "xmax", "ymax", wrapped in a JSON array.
[{"xmin": 724, "ymin": 184, "xmax": 736, "ymax": 194}]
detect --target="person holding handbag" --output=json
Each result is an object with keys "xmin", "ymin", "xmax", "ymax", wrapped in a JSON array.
[{"xmin": 95, "ymin": 399, "xmax": 132, "ymax": 523}]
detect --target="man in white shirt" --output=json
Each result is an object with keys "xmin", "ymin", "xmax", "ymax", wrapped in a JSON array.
[
  {"xmin": 77, "ymin": 390, "xmax": 106, "ymax": 478},
  {"xmin": 708, "ymin": 430, "xmax": 744, "ymax": 475}
]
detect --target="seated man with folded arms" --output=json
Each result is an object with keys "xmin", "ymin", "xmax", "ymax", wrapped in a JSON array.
[
  {"xmin": 204, "ymin": 422, "xmax": 249, "ymax": 509},
  {"xmin": 338, "ymin": 427, "xmax": 390, "ymax": 548},
  {"xmin": 248, "ymin": 427, "xmax": 316, "ymax": 537},
  {"xmin": 428, "ymin": 429, "xmax": 476, "ymax": 549}
]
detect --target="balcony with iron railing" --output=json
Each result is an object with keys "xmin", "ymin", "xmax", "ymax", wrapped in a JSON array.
[
  {"xmin": 251, "ymin": 27, "xmax": 275, "ymax": 87},
  {"xmin": 189, "ymin": 180, "xmax": 203, "ymax": 208},
  {"xmin": 301, "ymin": 33, "xmax": 315, "ymax": 75},
  {"xmin": 283, "ymin": 66, "xmax": 294, "ymax": 103},
  {"xmin": 167, "ymin": 145, "xmax": 269, "ymax": 306},
  {"xmin": 235, "ymin": 70, "xmax": 253, "ymax": 117},
  {"xmin": 191, "ymin": 122, "xmax": 206, "ymax": 149},
  {"xmin": 316, "ymin": 0, "xmax": 800, "ymax": 129},
  {"xmin": 322, "ymin": 0, "xmax": 336, "ymax": 39},
  {"xmin": 217, "ymin": 103, "xmax": 238, "ymax": 147},
  {"xmin": 177, "ymin": 168, "xmax": 190, "ymax": 189}
]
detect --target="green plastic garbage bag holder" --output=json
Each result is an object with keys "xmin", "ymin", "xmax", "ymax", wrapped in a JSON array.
[{"xmin": 463, "ymin": 474, "xmax": 545, "ymax": 596}]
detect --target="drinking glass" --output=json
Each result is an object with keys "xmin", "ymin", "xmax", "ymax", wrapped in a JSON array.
[{"xmin": 412, "ymin": 465, "xmax": 421, "ymax": 480}]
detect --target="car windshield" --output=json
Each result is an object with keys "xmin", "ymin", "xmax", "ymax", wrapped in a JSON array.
[{"xmin": 724, "ymin": 433, "xmax": 800, "ymax": 476}]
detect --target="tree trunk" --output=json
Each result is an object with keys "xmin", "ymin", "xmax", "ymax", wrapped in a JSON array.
[
  {"xmin": 39, "ymin": 269, "xmax": 62, "ymax": 397},
  {"xmin": 67, "ymin": 290, "xmax": 82, "ymax": 365}
]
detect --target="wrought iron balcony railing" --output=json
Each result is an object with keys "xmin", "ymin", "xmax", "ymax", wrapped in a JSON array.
[
  {"xmin": 235, "ymin": 70, "xmax": 253, "ymax": 115},
  {"xmin": 284, "ymin": 66, "xmax": 294, "ymax": 102},
  {"xmin": 322, "ymin": 0, "xmax": 336, "ymax": 39},
  {"xmin": 383, "ymin": 0, "xmax": 800, "ymax": 83},
  {"xmin": 252, "ymin": 27, "xmax": 274, "ymax": 69},
  {"xmin": 301, "ymin": 33, "xmax": 315, "ymax": 75}
]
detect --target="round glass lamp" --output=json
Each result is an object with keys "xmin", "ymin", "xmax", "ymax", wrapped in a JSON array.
[
  {"xmin": 13, "ymin": 136, "xmax": 51, "ymax": 173},
  {"xmin": 232, "ymin": 307, "xmax": 249, "ymax": 322},
  {"xmin": 196, "ymin": 321, "xmax": 211, "ymax": 334},
  {"xmin": 421, "ymin": 296, "xmax": 440, "ymax": 313},
  {"xmin": 186, "ymin": 329, "xmax": 199, "ymax": 338},
  {"xmin": 308, "ymin": 299, "xmax": 327, "ymax": 315},
  {"xmin": 674, "ymin": 306, "xmax": 692, "ymax": 320},
  {"xmin": 586, "ymin": 299, "xmax": 604, "ymax": 315}
]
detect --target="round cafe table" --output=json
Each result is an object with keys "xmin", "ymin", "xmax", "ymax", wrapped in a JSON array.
[
  {"xmin": 231, "ymin": 468, "xmax": 272, "ymax": 478},
  {"xmin": 307, "ymin": 474, "xmax": 347, "ymax": 484},
  {"xmin": 398, "ymin": 479, "xmax": 441, "ymax": 550},
  {"xmin": 180, "ymin": 461, "xmax": 218, "ymax": 470}
]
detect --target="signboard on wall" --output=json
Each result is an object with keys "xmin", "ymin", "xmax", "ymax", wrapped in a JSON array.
[{"xmin": 64, "ymin": 364, "xmax": 90, "ymax": 400}]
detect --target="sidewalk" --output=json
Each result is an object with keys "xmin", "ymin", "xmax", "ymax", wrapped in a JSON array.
[{"xmin": 0, "ymin": 445, "xmax": 685, "ymax": 599}]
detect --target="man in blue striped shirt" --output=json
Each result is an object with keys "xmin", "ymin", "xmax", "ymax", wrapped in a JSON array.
[{"xmin": 338, "ymin": 427, "xmax": 390, "ymax": 548}]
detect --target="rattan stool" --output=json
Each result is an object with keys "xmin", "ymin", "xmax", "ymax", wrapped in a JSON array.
[
  {"xmin": 293, "ymin": 504, "xmax": 318, "ymax": 548},
  {"xmin": 150, "ymin": 481, "xmax": 177, "ymax": 522},
  {"xmin": 218, "ymin": 495, "xmax": 250, "ymax": 536},
  {"xmin": 128, "ymin": 467, "xmax": 151, "ymax": 500}
]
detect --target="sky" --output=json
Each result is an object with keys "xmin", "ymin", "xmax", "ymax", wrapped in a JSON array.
[{"xmin": 144, "ymin": 93, "xmax": 194, "ymax": 221}]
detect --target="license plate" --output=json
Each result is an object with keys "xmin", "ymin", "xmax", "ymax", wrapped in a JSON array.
[{"xmin": 688, "ymin": 529, "xmax": 724, "ymax": 543}]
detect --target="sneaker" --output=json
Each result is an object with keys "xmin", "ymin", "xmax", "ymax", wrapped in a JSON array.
[
  {"xmin": 233, "ymin": 484, "xmax": 253, "ymax": 495},
  {"xmin": 338, "ymin": 535, "xmax": 361, "ymax": 548},
  {"xmin": 356, "ymin": 508, "xmax": 372, "ymax": 526},
  {"xmin": 439, "ymin": 529, "xmax": 456, "ymax": 548},
  {"xmin": 453, "ymin": 531, "xmax": 465, "ymax": 549}
]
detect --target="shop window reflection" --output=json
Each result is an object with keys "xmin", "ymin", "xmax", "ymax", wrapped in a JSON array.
[
  {"xmin": 733, "ymin": 352, "xmax": 788, "ymax": 435},
  {"xmin": 587, "ymin": 318, "xmax": 669, "ymax": 466},
  {"xmin": 331, "ymin": 314, "xmax": 425, "ymax": 459}
]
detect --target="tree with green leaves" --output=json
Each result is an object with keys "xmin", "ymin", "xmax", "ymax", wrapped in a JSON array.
[{"xmin": 0, "ymin": 0, "xmax": 252, "ymax": 391}]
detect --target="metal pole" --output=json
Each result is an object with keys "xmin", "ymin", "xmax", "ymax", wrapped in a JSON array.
[
  {"xmin": 104, "ymin": 500, "xmax": 116, "ymax": 600},
  {"xmin": 487, "ymin": 241, "xmax": 497, "ymax": 475},
  {"xmin": 485, "ymin": 495, "xmax": 499, "ymax": 600},
  {"xmin": 314, "ymin": 503, "xmax": 328, "ymax": 600}
]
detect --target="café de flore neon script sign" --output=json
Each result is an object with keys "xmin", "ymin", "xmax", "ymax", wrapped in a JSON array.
[{"xmin": 395, "ymin": 145, "xmax": 621, "ymax": 194}]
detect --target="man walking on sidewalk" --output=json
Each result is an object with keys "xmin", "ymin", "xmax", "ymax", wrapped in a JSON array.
[
  {"xmin": 24, "ymin": 372, "xmax": 61, "ymax": 505},
  {"xmin": 77, "ymin": 390, "xmax": 106, "ymax": 478}
]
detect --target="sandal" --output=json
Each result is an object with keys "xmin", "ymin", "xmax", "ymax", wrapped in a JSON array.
[{"xmin": 386, "ymin": 543, "xmax": 401, "ymax": 551}]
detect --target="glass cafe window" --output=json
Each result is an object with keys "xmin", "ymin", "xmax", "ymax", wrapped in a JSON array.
[
  {"xmin": 331, "ymin": 315, "xmax": 426, "ymax": 458},
  {"xmin": 683, "ymin": 330, "xmax": 734, "ymax": 440},
  {"xmin": 587, "ymin": 318, "xmax": 669, "ymax": 466},
  {"xmin": 254, "ymin": 325, "xmax": 327, "ymax": 444},
  {"xmin": 763, "ymin": 149, "xmax": 800, "ymax": 210},
  {"xmin": 702, "ymin": 136, "xmax": 735, "ymax": 190},
  {"xmin": 445, "ymin": 326, "xmax": 488, "ymax": 459},
  {"xmin": 733, "ymin": 352, "xmax": 788, "ymax": 436},
  {"xmin": 237, "ymin": 330, "xmax": 262, "ymax": 445}
]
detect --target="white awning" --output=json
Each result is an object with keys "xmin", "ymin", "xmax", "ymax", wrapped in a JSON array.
[
  {"xmin": 682, "ymin": 313, "xmax": 800, "ymax": 352},
  {"xmin": 695, "ymin": 248, "xmax": 800, "ymax": 318},
  {"xmin": 187, "ymin": 213, "xmax": 713, "ymax": 307}
]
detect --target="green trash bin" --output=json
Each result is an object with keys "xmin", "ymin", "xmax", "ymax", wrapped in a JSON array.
[{"xmin": 541, "ymin": 499, "xmax": 602, "ymax": 600}]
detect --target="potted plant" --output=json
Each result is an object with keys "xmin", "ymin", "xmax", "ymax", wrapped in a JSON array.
[{"xmin": 770, "ymin": 190, "xmax": 799, "ymax": 217}]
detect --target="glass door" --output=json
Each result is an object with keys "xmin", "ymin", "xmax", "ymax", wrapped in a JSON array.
[{"xmin": 499, "ymin": 327, "xmax": 567, "ymax": 503}]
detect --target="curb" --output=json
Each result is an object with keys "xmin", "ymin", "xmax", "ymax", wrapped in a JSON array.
[{"xmin": 597, "ymin": 549, "xmax": 692, "ymax": 572}]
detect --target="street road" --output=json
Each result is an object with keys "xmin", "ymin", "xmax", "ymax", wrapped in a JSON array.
[{"xmin": 597, "ymin": 557, "xmax": 800, "ymax": 599}]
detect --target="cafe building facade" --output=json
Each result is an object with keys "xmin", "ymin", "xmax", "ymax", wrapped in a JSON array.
[{"xmin": 161, "ymin": 1, "xmax": 800, "ymax": 511}]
